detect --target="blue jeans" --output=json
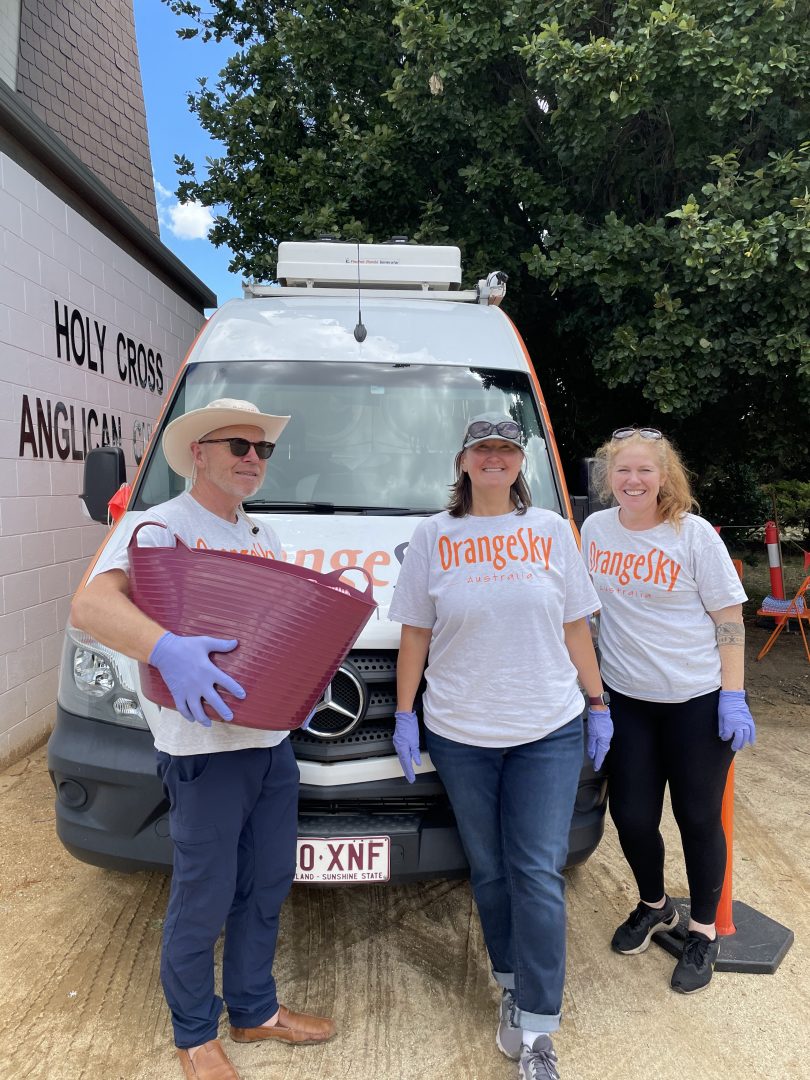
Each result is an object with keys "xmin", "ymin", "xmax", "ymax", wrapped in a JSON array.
[
  {"xmin": 426, "ymin": 716, "xmax": 583, "ymax": 1033},
  {"xmin": 156, "ymin": 741, "xmax": 299, "ymax": 1048}
]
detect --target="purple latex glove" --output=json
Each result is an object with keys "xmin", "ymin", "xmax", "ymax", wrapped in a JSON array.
[
  {"xmin": 718, "ymin": 690, "xmax": 756, "ymax": 751},
  {"xmin": 586, "ymin": 707, "xmax": 613, "ymax": 771},
  {"xmin": 301, "ymin": 706, "xmax": 317, "ymax": 731},
  {"xmin": 149, "ymin": 631, "xmax": 244, "ymax": 727},
  {"xmin": 393, "ymin": 710, "xmax": 421, "ymax": 784}
]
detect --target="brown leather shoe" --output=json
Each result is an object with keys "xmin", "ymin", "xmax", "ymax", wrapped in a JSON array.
[
  {"xmin": 230, "ymin": 1004, "xmax": 337, "ymax": 1045},
  {"xmin": 177, "ymin": 1039, "xmax": 241, "ymax": 1079}
]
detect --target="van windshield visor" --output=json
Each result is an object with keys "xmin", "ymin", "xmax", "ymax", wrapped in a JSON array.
[{"xmin": 133, "ymin": 361, "xmax": 563, "ymax": 515}]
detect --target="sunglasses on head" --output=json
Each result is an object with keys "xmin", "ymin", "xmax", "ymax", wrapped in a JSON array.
[
  {"xmin": 611, "ymin": 427, "xmax": 663, "ymax": 442},
  {"xmin": 465, "ymin": 420, "xmax": 522, "ymax": 443},
  {"xmin": 198, "ymin": 437, "xmax": 276, "ymax": 459}
]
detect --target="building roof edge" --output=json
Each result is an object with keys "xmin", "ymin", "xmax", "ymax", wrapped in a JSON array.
[{"xmin": 0, "ymin": 81, "xmax": 217, "ymax": 309}]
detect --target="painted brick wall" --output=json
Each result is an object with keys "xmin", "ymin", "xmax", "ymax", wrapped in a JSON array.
[
  {"xmin": 15, "ymin": 0, "xmax": 159, "ymax": 233},
  {"xmin": 0, "ymin": 149, "xmax": 205, "ymax": 766}
]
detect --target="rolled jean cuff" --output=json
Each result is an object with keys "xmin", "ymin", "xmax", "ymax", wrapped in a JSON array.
[
  {"xmin": 516, "ymin": 1008, "xmax": 561, "ymax": 1034},
  {"xmin": 492, "ymin": 970, "xmax": 515, "ymax": 990}
]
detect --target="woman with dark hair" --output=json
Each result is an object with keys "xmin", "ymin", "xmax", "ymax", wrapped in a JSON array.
[
  {"xmin": 581, "ymin": 427, "xmax": 754, "ymax": 994},
  {"xmin": 389, "ymin": 412, "xmax": 610, "ymax": 1080}
]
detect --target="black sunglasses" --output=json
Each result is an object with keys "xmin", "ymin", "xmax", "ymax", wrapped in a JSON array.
[
  {"xmin": 464, "ymin": 420, "xmax": 523, "ymax": 444},
  {"xmin": 611, "ymin": 427, "xmax": 663, "ymax": 441},
  {"xmin": 198, "ymin": 437, "xmax": 276, "ymax": 459}
]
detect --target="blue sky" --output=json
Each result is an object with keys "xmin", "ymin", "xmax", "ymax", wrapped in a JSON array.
[{"xmin": 134, "ymin": 0, "xmax": 244, "ymax": 310}]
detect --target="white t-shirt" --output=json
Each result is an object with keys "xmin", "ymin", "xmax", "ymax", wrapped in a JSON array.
[
  {"xmin": 88, "ymin": 492, "xmax": 290, "ymax": 755},
  {"xmin": 388, "ymin": 507, "xmax": 600, "ymax": 748},
  {"xmin": 580, "ymin": 508, "xmax": 747, "ymax": 703}
]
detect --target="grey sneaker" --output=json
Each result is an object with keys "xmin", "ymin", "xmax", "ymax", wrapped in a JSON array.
[
  {"xmin": 519, "ymin": 1034, "xmax": 560, "ymax": 1080},
  {"xmin": 495, "ymin": 988, "xmax": 521, "ymax": 1060},
  {"xmin": 611, "ymin": 896, "xmax": 679, "ymax": 954},
  {"xmin": 671, "ymin": 930, "xmax": 720, "ymax": 994}
]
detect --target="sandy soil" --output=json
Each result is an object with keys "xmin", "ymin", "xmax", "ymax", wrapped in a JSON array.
[{"xmin": 0, "ymin": 625, "xmax": 807, "ymax": 1080}]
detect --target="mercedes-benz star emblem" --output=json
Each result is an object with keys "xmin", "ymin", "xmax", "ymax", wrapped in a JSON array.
[{"xmin": 307, "ymin": 666, "xmax": 365, "ymax": 739}]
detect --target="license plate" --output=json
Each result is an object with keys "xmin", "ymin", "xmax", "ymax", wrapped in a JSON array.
[{"xmin": 295, "ymin": 835, "xmax": 391, "ymax": 883}]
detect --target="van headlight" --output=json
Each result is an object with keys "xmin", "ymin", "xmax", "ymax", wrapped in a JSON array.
[{"xmin": 59, "ymin": 625, "xmax": 148, "ymax": 730}]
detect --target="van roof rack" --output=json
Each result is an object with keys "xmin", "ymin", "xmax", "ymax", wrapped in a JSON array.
[
  {"xmin": 277, "ymin": 240, "xmax": 462, "ymax": 290},
  {"xmin": 243, "ymin": 241, "xmax": 507, "ymax": 306}
]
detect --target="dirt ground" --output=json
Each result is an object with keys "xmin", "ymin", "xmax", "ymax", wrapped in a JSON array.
[{"xmin": 0, "ymin": 625, "xmax": 808, "ymax": 1080}]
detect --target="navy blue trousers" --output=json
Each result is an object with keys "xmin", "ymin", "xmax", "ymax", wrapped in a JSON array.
[{"xmin": 156, "ymin": 741, "xmax": 299, "ymax": 1048}]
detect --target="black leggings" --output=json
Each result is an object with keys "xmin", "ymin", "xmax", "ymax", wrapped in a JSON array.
[{"xmin": 606, "ymin": 687, "xmax": 734, "ymax": 925}]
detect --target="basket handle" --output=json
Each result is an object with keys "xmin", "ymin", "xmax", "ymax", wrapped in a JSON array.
[
  {"xmin": 322, "ymin": 565, "xmax": 374, "ymax": 598},
  {"xmin": 128, "ymin": 520, "xmax": 187, "ymax": 550}
]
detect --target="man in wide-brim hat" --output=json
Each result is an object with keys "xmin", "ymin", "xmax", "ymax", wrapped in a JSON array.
[{"xmin": 72, "ymin": 399, "xmax": 336, "ymax": 1080}]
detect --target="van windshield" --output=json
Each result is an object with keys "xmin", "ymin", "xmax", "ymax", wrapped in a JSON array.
[{"xmin": 134, "ymin": 361, "xmax": 563, "ymax": 515}]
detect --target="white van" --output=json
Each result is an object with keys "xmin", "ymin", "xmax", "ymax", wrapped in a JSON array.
[{"xmin": 48, "ymin": 240, "xmax": 606, "ymax": 882}]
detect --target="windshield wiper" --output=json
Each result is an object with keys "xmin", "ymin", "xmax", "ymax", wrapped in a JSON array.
[
  {"xmin": 243, "ymin": 500, "xmax": 338, "ymax": 513},
  {"xmin": 243, "ymin": 501, "xmax": 437, "ymax": 516},
  {"xmin": 353, "ymin": 506, "xmax": 437, "ymax": 515}
]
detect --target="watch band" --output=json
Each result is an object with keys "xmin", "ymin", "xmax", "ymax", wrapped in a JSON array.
[{"xmin": 588, "ymin": 692, "xmax": 610, "ymax": 707}]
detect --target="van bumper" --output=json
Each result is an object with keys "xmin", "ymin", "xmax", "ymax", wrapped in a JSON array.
[
  {"xmin": 48, "ymin": 706, "xmax": 606, "ymax": 880},
  {"xmin": 48, "ymin": 707, "xmax": 171, "ymax": 873}
]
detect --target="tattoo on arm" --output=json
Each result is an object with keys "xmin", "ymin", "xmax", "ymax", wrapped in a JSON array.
[{"xmin": 716, "ymin": 622, "xmax": 745, "ymax": 646}]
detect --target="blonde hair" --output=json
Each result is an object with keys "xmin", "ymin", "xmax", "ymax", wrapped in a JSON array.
[{"xmin": 592, "ymin": 432, "xmax": 698, "ymax": 529}]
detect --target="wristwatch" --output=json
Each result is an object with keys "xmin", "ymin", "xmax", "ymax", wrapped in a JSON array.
[{"xmin": 588, "ymin": 692, "xmax": 610, "ymax": 707}]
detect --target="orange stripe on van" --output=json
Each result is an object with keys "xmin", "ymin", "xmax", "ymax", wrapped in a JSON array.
[
  {"xmin": 76, "ymin": 315, "xmax": 211, "ymax": 592},
  {"xmin": 502, "ymin": 312, "xmax": 580, "ymax": 545}
]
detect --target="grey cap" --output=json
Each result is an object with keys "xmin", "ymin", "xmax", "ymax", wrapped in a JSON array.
[{"xmin": 462, "ymin": 411, "xmax": 525, "ymax": 450}]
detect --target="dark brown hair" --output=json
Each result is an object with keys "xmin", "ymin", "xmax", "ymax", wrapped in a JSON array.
[{"xmin": 447, "ymin": 448, "xmax": 532, "ymax": 518}]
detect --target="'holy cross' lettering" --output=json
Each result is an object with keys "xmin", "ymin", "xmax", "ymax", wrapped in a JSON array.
[{"xmin": 54, "ymin": 302, "xmax": 164, "ymax": 394}]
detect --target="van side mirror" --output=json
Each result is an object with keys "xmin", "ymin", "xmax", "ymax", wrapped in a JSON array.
[
  {"xmin": 80, "ymin": 446, "xmax": 127, "ymax": 523},
  {"xmin": 570, "ymin": 495, "xmax": 588, "ymax": 529},
  {"xmin": 579, "ymin": 457, "xmax": 611, "ymax": 520}
]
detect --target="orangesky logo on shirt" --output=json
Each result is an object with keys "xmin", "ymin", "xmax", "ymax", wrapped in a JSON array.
[
  {"xmin": 194, "ymin": 536, "xmax": 276, "ymax": 560},
  {"xmin": 439, "ymin": 528, "xmax": 553, "ymax": 572},
  {"xmin": 587, "ymin": 541, "xmax": 682, "ymax": 592}
]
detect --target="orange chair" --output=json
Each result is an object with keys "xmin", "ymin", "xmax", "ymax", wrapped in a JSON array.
[{"xmin": 756, "ymin": 575, "xmax": 810, "ymax": 664}]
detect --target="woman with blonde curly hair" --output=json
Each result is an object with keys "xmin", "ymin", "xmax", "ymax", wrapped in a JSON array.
[{"xmin": 581, "ymin": 426, "xmax": 755, "ymax": 994}]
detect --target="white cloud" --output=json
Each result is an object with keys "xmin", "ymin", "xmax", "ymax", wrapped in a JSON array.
[
  {"xmin": 168, "ymin": 200, "xmax": 215, "ymax": 240},
  {"xmin": 154, "ymin": 179, "xmax": 214, "ymax": 241}
]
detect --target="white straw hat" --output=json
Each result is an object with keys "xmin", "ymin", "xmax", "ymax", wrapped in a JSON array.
[{"xmin": 162, "ymin": 398, "xmax": 291, "ymax": 478}]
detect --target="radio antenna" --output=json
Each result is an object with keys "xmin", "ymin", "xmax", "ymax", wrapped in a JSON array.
[{"xmin": 353, "ymin": 239, "xmax": 367, "ymax": 342}]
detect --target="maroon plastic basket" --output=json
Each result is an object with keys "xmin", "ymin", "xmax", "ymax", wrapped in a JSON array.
[{"xmin": 128, "ymin": 521, "xmax": 377, "ymax": 730}]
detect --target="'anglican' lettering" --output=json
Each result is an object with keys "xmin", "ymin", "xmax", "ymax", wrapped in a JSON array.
[{"xmin": 18, "ymin": 394, "xmax": 122, "ymax": 461}]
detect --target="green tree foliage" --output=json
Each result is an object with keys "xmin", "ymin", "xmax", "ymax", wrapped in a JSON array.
[
  {"xmin": 165, "ymin": 0, "xmax": 810, "ymax": 500},
  {"xmin": 765, "ymin": 479, "xmax": 810, "ymax": 539}
]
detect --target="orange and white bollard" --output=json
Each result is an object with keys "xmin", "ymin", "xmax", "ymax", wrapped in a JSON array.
[
  {"xmin": 716, "ymin": 763, "xmax": 736, "ymax": 936},
  {"xmin": 764, "ymin": 521, "xmax": 785, "ymax": 601}
]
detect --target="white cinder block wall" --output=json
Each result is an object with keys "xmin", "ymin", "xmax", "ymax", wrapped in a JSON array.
[{"xmin": 0, "ymin": 150, "xmax": 205, "ymax": 765}]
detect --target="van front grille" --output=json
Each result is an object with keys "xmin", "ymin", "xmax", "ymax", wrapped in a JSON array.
[{"xmin": 291, "ymin": 651, "xmax": 419, "ymax": 762}]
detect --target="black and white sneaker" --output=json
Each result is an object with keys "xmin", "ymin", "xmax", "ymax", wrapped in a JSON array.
[
  {"xmin": 671, "ymin": 931, "xmax": 720, "ymax": 994},
  {"xmin": 611, "ymin": 896, "xmax": 679, "ymax": 954},
  {"xmin": 518, "ymin": 1035, "xmax": 560, "ymax": 1080}
]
